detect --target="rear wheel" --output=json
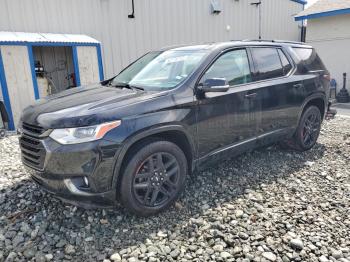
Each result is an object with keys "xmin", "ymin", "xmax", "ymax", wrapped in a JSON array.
[
  {"xmin": 120, "ymin": 140, "xmax": 187, "ymax": 216},
  {"xmin": 281, "ymin": 105, "xmax": 322, "ymax": 151}
]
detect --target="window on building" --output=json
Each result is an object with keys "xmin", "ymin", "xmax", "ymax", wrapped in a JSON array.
[
  {"xmin": 251, "ymin": 47, "xmax": 284, "ymax": 80},
  {"xmin": 201, "ymin": 49, "xmax": 252, "ymax": 86}
]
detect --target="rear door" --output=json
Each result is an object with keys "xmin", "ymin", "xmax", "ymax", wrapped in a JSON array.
[
  {"xmin": 248, "ymin": 46, "xmax": 305, "ymax": 141},
  {"xmin": 277, "ymin": 48, "xmax": 306, "ymax": 128}
]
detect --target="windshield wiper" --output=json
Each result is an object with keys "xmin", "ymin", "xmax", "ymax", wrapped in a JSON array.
[{"xmin": 109, "ymin": 82, "xmax": 144, "ymax": 91}]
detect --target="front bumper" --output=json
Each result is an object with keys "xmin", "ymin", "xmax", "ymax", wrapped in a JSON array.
[
  {"xmin": 21, "ymin": 136, "xmax": 122, "ymax": 208},
  {"xmin": 27, "ymin": 168, "xmax": 116, "ymax": 208}
]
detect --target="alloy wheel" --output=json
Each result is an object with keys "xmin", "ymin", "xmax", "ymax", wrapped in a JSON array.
[
  {"xmin": 133, "ymin": 152, "xmax": 180, "ymax": 207},
  {"xmin": 302, "ymin": 111, "xmax": 321, "ymax": 147}
]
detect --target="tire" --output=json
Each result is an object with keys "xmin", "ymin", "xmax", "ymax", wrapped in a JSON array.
[
  {"xmin": 120, "ymin": 139, "xmax": 188, "ymax": 216},
  {"xmin": 0, "ymin": 129, "xmax": 5, "ymax": 139},
  {"xmin": 281, "ymin": 105, "xmax": 322, "ymax": 151}
]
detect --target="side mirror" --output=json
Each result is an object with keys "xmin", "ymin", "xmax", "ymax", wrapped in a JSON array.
[{"xmin": 198, "ymin": 78, "xmax": 229, "ymax": 93}]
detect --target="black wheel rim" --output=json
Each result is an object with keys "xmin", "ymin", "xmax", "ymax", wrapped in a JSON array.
[
  {"xmin": 133, "ymin": 152, "xmax": 180, "ymax": 207},
  {"xmin": 302, "ymin": 111, "xmax": 321, "ymax": 147}
]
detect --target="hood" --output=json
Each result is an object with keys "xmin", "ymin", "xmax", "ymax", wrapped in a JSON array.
[{"xmin": 21, "ymin": 84, "xmax": 169, "ymax": 128}]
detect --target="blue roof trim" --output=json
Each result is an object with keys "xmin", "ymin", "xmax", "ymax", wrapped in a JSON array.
[
  {"xmin": 96, "ymin": 44, "xmax": 104, "ymax": 81},
  {"xmin": 290, "ymin": 0, "xmax": 307, "ymax": 5},
  {"xmin": 27, "ymin": 45, "xmax": 40, "ymax": 100},
  {"xmin": 72, "ymin": 46, "xmax": 81, "ymax": 87},
  {"xmin": 295, "ymin": 8, "xmax": 350, "ymax": 21},
  {"xmin": 0, "ymin": 41, "xmax": 99, "ymax": 47}
]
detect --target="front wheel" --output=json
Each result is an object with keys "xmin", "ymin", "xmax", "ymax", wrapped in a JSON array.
[
  {"xmin": 282, "ymin": 105, "xmax": 322, "ymax": 151},
  {"xmin": 120, "ymin": 140, "xmax": 188, "ymax": 216},
  {"xmin": 0, "ymin": 129, "xmax": 5, "ymax": 138}
]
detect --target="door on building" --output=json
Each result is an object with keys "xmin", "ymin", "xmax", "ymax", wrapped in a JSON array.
[{"xmin": 33, "ymin": 46, "xmax": 76, "ymax": 97}]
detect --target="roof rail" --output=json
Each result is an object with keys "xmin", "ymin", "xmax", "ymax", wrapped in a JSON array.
[{"xmin": 240, "ymin": 39, "xmax": 306, "ymax": 45}]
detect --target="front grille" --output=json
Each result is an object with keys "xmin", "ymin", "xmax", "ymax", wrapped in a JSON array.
[
  {"xmin": 22, "ymin": 122, "xmax": 45, "ymax": 136},
  {"xmin": 19, "ymin": 122, "xmax": 47, "ymax": 170}
]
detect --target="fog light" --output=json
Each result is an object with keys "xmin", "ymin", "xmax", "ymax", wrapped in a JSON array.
[{"xmin": 83, "ymin": 176, "xmax": 89, "ymax": 186}]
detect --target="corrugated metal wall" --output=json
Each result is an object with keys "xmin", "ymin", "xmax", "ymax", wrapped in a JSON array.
[{"xmin": 0, "ymin": 0, "xmax": 303, "ymax": 79}]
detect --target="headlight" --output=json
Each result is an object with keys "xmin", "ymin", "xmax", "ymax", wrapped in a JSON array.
[{"xmin": 49, "ymin": 120, "xmax": 121, "ymax": 144}]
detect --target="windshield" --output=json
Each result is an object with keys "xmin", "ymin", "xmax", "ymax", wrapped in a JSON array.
[
  {"xmin": 112, "ymin": 52, "xmax": 161, "ymax": 85},
  {"xmin": 112, "ymin": 50, "xmax": 208, "ymax": 90}
]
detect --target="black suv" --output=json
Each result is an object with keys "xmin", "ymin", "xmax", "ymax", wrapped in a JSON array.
[{"xmin": 19, "ymin": 41, "xmax": 330, "ymax": 216}]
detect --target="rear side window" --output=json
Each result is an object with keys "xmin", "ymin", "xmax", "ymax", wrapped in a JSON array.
[
  {"xmin": 292, "ymin": 47, "xmax": 326, "ymax": 71},
  {"xmin": 202, "ymin": 49, "xmax": 252, "ymax": 86},
  {"xmin": 250, "ymin": 47, "xmax": 284, "ymax": 81},
  {"xmin": 277, "ymin": 49, "xmax": 293, "ymax": 75}
]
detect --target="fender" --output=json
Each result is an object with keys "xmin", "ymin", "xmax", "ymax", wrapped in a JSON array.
[
  {"xmin": 111, "ymin": 124, "xmax": 196, "ymax": 189},
  {"xmin": 297, "ymin": 92, "xmax": 327, "ymax": 124}
]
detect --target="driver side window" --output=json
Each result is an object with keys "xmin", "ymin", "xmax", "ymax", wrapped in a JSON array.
[{"xmin": 201, "ymin": 49, "xmax": 252, "ymax": 86}]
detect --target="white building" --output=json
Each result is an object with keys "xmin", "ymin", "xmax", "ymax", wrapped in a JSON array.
[
  {"xmin": 0, "ymin": 0, "xmax": 306, "ymax": 129},
  {"xmin": 1, "ymin": 0, "xmax": 306, "ymax": 78},
  {"xmin": 295, "ymin": 0, "xmax": 350, "ymax": 94}
]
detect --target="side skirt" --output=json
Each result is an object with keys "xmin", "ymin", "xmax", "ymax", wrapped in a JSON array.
[{"xmin": 193, "ymin": 128, "xmax": 293, "ymax": 171}]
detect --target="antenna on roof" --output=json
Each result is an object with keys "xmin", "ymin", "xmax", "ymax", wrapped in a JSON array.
[{"xmin": 251, "ymin": 0, "xmax": 262, "ymax": 40}]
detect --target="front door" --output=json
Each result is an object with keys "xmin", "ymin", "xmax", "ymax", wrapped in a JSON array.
[{"xmin": 195, "ymin": 48, "xmax": 258, "ymax": 164}]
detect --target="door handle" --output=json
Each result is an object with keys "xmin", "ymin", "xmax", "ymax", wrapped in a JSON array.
[
  {"xmin": 293, "ymin": 83, "xmax": 303, "ymax": 89},
  {"xmin": 245, "ymin": 93, "xmax": 257, "ymax": 99}
]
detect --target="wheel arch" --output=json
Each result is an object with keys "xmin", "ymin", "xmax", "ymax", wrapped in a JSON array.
[
  {"xmin": 298, "ymin": 93, "xmax": 327, "ymax": 122},
  {"xmin": 111, "ymin": 125, "xmax": 196, "ymax": 193}
]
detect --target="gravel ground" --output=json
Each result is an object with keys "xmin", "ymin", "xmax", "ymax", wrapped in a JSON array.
[{"xmin": 0, "ymin": 117, "xmax": 349, "ymax": 262}]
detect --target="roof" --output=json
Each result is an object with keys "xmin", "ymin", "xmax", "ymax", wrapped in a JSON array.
[
  {"xmin": 160, "ymin": 40, "xmax": 311, "ymax": 52},
  {"xmin": 0, "ymin": 31, "xmax": 100, "ymax": 45},
  {"xmin": 295, "ymin": 0, "xmax": 350, "ymax": 21}
]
